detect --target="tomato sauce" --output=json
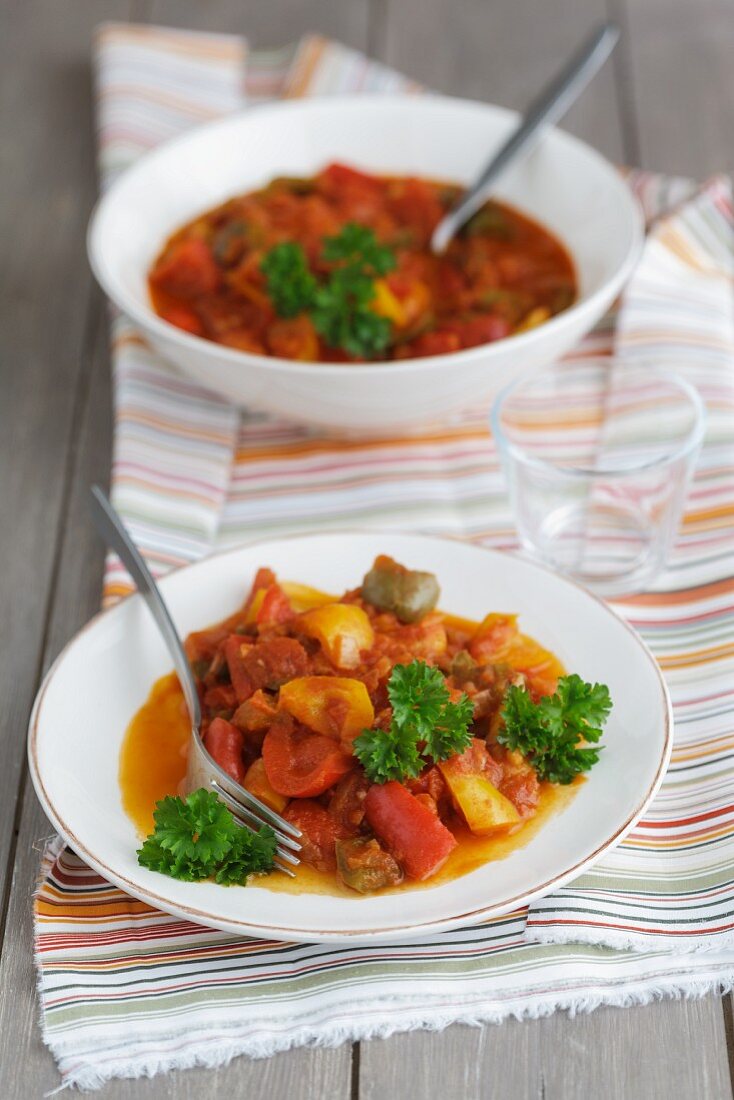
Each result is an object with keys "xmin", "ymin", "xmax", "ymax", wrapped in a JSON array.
[
  {"xmin": 148, "ymin": 162, "xmax": 576, "ymax": 362},
  {"xmin": 120, "ymin": 674, "xmax": 580, "ymax": 896}
]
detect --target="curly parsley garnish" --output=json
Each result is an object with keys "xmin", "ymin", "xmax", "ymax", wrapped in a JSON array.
[
  {"xmin": 260, "ymin": 224, "xmax": 396, "ymax": 358},
  {"xmin": 260, "ymin": 242, "xmax": 317, "ymax": 318},
  {"xmin": 498, "ymin": 674, "xmax": 612, "ymax": 784},
  {"xmin": 354, "ymin": 661, "xmax": 473, "ymax": 783},
  {"xmin": 321, "ymin": 223, "xmax": 396, "ymax": 275},
  {"xmin": 137, "ymin": 788, "xmax": 277, "ymax": 884}
]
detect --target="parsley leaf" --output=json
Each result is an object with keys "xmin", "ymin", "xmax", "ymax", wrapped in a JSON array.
[
  {"xmin": 260, "ymin": 242, "xmax": 316, "ymax": 318},
  {"xmin": 260, "ymin": 225, "xmax": 396, "ymax": 359},
  {"xmin": 498, "ymin": 674, "xmax": 612, "ymax": 784},
  {"xmin": 354, "ymin": 660, "xmax": 473, "ymax": 783},
  {"xmin": 214, "ymin": 824, "xmax": 278, "ymax": 885},
  {"xmin": 388, "ymin": 660, "xmax": 454, "ymax": 737},
  {"xmin": 311, "ymin": 267, "xmax": 391, "ymax": 358},
  {"xmin": 137, "ymin": 789, "xmax": 277, "ymax": 885},
  {"xmin": 352, "ymin": 723, "xmax": 423, "ymax": 784},
  {"xmin": 322, "ymin": 223, "xmax": 397, "ymax": 277},
  {"xmin": 423, "ymin": 692, "xmax": 475, "ymax": 763},
  {"xmin": 136, "ymin": 835, "xmax": 212, "ymax": 882}
]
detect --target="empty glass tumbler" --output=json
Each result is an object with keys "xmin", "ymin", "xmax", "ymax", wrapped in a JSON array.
[{"xmin": 491, "ymin": 359, "xmax": 705, "ymax": 597}]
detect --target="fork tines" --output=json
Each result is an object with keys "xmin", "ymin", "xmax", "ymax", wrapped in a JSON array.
[{"xmin": 211, "ymin": 780, "xmax": 302, "ymax": 878}]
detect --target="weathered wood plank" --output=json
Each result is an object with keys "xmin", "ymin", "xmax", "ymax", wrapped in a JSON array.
[
  {"xmin": 359, "ymin": 997, "xmax": 733, "ymax": 1100},
  {"xmin": 379, "ymin": 0, "xmax": 626, "ymax": 162},
  {"xmin": 0, "ymin": 0, "xmax": 135, "ymax": 922},
  {"xmin": 150, "ymin": 0, "xmax": 370, "ymax": 50},
  {"xmin": 618, "ymin": 0, "xmax": 734, "ymax": 176}
]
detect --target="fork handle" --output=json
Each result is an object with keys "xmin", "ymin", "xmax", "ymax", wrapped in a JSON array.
[{"xmin": 89, "ymin": 485, "xmax": 202, "ymax": 731}]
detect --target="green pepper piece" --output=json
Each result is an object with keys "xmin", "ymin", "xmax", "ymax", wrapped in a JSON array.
[
  {"xmin": 362, "ymin": 556, "xmax": 440, "ymax": 624},
  {"xmin": 335, "ymin": 837, "xmax": 403, "ymax": 893},
  {"xmin": 462, "ymin": 202, "xmax": 514, "ymax": 240},
  {"xmin": 450, "ymin": 650, "xmax": 479, "ymax": 685}
]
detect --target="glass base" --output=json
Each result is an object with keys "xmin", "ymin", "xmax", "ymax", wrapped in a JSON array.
[{"xmin": 522, "ymin": 501, "xmax": 664, "ymax": 598}]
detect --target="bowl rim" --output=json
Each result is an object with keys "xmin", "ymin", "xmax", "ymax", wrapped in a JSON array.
[{"xmin": 87, "ymin": 93, "xmax": 645, "ymax": 378}]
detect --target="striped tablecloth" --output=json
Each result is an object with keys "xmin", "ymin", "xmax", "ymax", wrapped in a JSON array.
[{"xmin": 34, "ymin": 24, "xmax": 734, "ymax": 1090}]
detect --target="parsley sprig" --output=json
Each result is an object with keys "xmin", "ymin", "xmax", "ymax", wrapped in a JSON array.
[
  {"xmin": 137, "ymin": 788, "xmax": 277, "ymax": 884},
  {"xmin": 354, "ymin": 661, "xmax": 473, "ymax": 783},
  {"xmin": 321, "ymin": 223, "xmax": 396, "ymax": 275},
  {"xmin": 260, "ymin": 242, "xmax": 316, "ymax": 318},
  {"xmin": 498, "ymin": 674, "xmax": 612, "ymax": 784},
  {"xmin": 260, "ymin": 224, "xmax": 396, "ymax": 358}
]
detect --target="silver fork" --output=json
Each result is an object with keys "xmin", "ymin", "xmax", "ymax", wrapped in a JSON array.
[{"xmin": 89, "ymin": 485, "xmax": 301, "ymax": 876}]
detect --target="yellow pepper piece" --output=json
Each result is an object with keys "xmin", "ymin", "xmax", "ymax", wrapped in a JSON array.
[
  {"xmin": 516, "ymin": 306, "xmax": 551, "ymax": 333},
  {"xmin": 281, "ymin": 581, "xmax": 335, "ymax": 612},
  {"xmin": 469, "ymin": 613, "xmax": 519, "ymax": 661},
  {"xmin": 439, "ymin": 756, "xmax": 520, "ymax": 836},
  {"xmin": 245, "ymin": 586, "xmax": 267, "ymax": 624},
  {"xmin": 298, "ymin": 604, "xmax": 375, "ymax": 669},
  {"xmin": 279, "ymin": 676, "xmax": 374, "ymax": 749},
  {"xmin": 244, "ymin": 758, "xmax": 289, "ymax": 814},
  {"xmin": 372, "ymin": 279, "xmax": 406, "ymax": 326}
]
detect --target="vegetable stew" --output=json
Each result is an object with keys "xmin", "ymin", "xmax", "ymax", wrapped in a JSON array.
[
  {"xmin": 148, "ymin": 163, "xmax": 577, "ymax": 362},
  {"xmin": 124, "ymin": 556, "xmax": 611, "ymax": 893}
]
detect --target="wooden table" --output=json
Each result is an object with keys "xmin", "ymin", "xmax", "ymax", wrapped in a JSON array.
[{"xmin": 2, "ymin": 1, "xmax": 733, "ymax": 1096}]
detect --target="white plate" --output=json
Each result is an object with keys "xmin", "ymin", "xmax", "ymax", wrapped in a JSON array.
[
  {"xmin": 29, "ymin": 533, "xmax": 671, "ymax": 943},
  {"xmin": 88, "ymin": 96, "xmax": 643, "ymax": 431}
]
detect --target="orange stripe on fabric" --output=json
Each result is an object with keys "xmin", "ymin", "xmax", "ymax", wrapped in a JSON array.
[
  {"xmin": 234, "ymin": 426, "xmax": 488, "ymax": 464},
  {"xmin": 616, "ymin": 577, "xmax": 734, "ymax": 607},
  {"xmin": 96, "ymin": 25, "xmax": 245, "ymax": 64},
  {"xmin": 98, "ymin": 84, "xmax": 225, "ymax": 119},
  {"xmin": 116, "ymin": 410, "xmax": 234, "ymax": 446},
  {"xmin": 657, "ymin": 644, "xmax": 734, "ymax": 669},
  {"xmin": 281, "ymin": 35, "xmax": 325, "ymax": 98}
]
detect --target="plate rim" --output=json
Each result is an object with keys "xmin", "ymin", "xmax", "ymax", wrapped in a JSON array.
[{"xmin": 28, "ymin": 531, "xmax": 673, "ymax": 943}]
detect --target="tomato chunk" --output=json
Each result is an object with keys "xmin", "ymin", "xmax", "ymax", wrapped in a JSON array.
[
  {"xmin": 319, "ymin": 162, "xmax": 383, "ymax": 196},
  {"xmin": 404, "ymin": 330, "xmax": 461, "ymax": 357},
  {"xmin": 232, "ymin": 688, "xmax": 278, "ymax": 734},
  {"xmin": 150, "ymin": 238, "xmax": 220, "ymax": 298},
  {"xmin": 224, "ymin": 636, "xmax": 308, "ymax": 704},
  {"xmin": 262, "ymin": 714, "xmax": 354, "ymax": 798},
  {"xmin": 364, "ymin": 781, "xmax": 457, "ymax": 881},
  {"xmin": 204, "ymin": 717, "xmax": 246, "ymax": 785},
  {"xmin": 282, "ymin": 800, "xmax": 349, "ymax": 872},
  {"xmin": 452, "ymin": 313, "xmax": 511, "ymax": 348},
  {"xmin": 202, "ymin": 683, "xmax": 238, "ymax": 715},
  {"xmin": 256, "ymin": 583, "xmax": 294, "ymax": 626},
  {"xmin": 158, "ymin": 302, "xmax": 204, "ymax": 336}
]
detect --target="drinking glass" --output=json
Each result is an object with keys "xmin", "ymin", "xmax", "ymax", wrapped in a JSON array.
[{"xmin": 491, "ymin": 359, "xmax": 705, "ymax": 597}]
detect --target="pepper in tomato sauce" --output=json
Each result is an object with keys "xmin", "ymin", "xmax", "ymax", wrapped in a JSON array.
[
  {"xmin": 122, "ymin": 556, "xmax": 580, "ymax": 895},
  {"xmin": 148, "ymin": 162, "xmax": 576, "ymax": 362}
]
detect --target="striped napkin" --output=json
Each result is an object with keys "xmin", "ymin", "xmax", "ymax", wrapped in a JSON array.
[{"xmin": 34, "ymin": 24, "xmax": 734, "ymax": 1090}]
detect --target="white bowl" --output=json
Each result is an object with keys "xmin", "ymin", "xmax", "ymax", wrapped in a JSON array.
[
  {"xmin": 29, "ymin": 533, "xmax": 671, "ymax": 944},
  {"xmin": 88, "ymin": 96, "xmax": 643, "ymax": 432}
]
